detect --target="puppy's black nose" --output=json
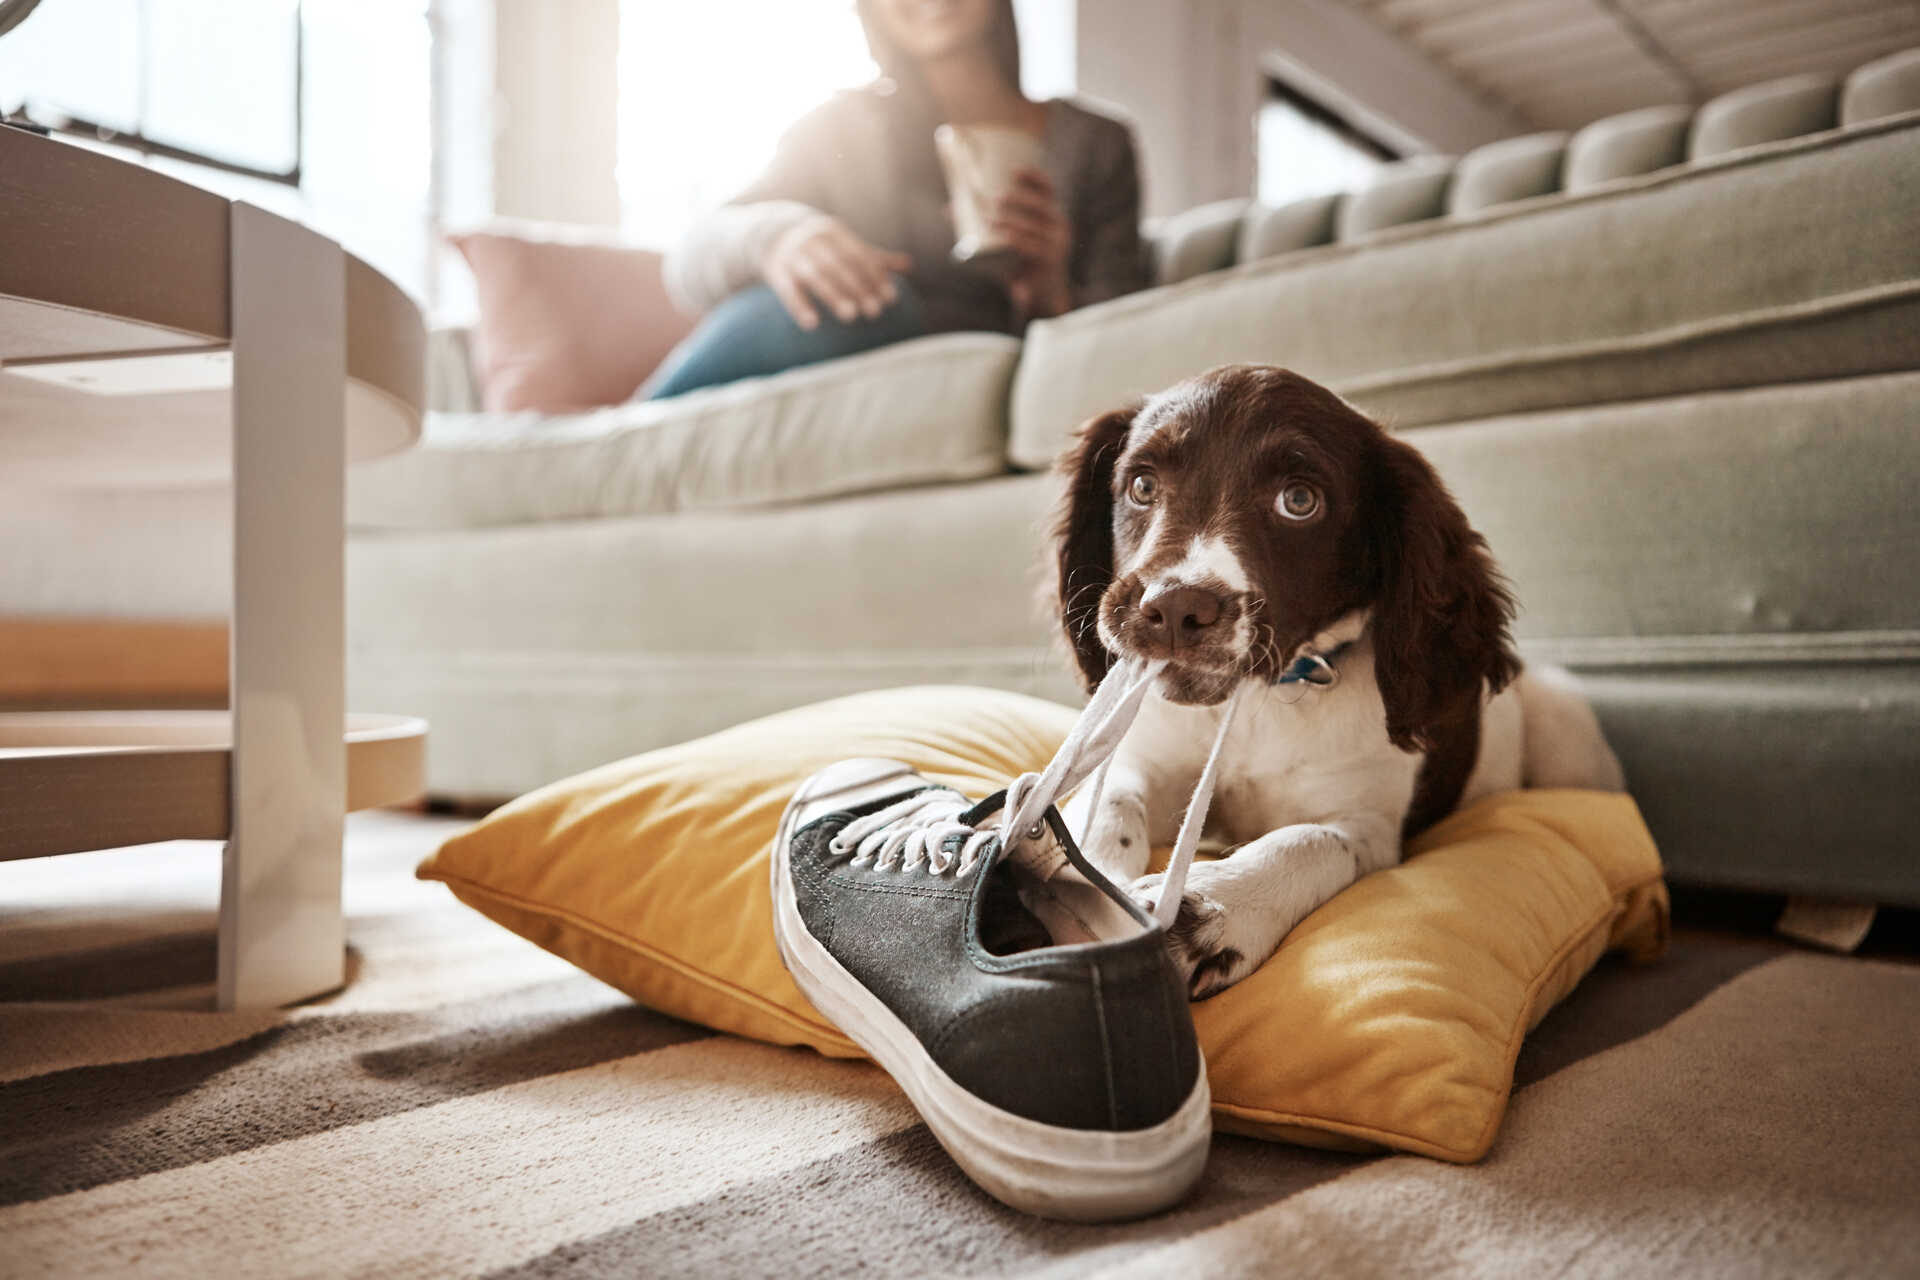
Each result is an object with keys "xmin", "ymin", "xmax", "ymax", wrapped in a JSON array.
[{"xmin": 1138, "ymin": 583, "xmax": 1224, "ymax": 650}]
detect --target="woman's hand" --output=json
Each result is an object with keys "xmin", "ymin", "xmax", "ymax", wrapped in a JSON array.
[
  {"xmin": 761, "ymin": 213, "xmax": 912, "ymax": 331},
  {"xmin": 991, "ymin": 167, "xmax": 1073, "ymax": 319}
]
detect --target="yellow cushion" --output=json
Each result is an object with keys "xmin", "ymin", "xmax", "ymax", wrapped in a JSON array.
[{"xmin": 418, "ymin": 685, "xmax": 1667, "ymax": 1162}]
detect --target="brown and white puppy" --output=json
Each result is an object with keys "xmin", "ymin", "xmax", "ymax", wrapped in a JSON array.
[{"xmin": 1054, "ymin": 364, "xmax": 1623, "ymax": 997}]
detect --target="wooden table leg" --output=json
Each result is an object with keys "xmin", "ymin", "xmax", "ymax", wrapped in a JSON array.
[{"xmin": 218, "ymin": 202, "xmax": 348, "ymax": 1010}]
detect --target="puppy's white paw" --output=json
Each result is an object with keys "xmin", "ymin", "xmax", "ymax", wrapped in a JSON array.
[
  {"xmin": 1129, "ymin": 871, "xmax": 1256, "ymax": 1000},
  {"xmin": 1078, "ymin": 821, "xmax": 1150, "ymax": 885}
]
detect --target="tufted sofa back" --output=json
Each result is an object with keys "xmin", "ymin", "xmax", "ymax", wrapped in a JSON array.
[
  {"xmin": 1147, "ymin": 45, "xmax": 1920, "ymax": 287},
  {"xmin": 1013, "ymin": 44, "xmax": 1920, "ymax": 469}
]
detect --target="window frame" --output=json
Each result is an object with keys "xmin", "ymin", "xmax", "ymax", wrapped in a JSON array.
[
  {"xmin": 22, "ymin": 0, "xmax": 304, "ymax": 187},
  {"xmin": 1263, "ymin": 75, "xmax": 1401, "ymax": 166}
]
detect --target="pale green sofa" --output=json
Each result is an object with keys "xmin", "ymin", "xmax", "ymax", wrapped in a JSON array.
[{"xmin": 343, "ymin": 48, "xmax": 1920, "ymax": 905}]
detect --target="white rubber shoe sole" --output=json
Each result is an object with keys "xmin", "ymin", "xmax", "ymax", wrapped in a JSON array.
[{"xmin": 770, "ymin": 760, "xmax": 1212, "ymax": 1222}]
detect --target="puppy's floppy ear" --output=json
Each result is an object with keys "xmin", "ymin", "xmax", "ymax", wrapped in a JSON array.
[
  {"xmin": 1368, "ymin": 431, "xmax": 1520, "ymax": 752},
  {"xmin": 1052, "ymin": 407, "xmax": 1136, "ymax": 693}
]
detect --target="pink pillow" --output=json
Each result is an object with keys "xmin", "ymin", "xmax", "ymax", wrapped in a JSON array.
[{"xmin": 450, "ymin": 223, "xmax": 699, "ymax": 413}]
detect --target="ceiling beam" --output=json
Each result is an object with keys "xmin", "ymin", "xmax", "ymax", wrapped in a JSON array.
[
  {"xmin": 1591, "ymin": 0, "xmax": 1707, "ymax": 101},
  {"xmin": 1248, "ymin": 0, "xmax": 1532, "ymax": 153},
  {"xmin": 1630, "ymin": 0, "xmax": 1896, "ymax": 42}
]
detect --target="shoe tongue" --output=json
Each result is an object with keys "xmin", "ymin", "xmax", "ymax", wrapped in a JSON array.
[
  {"xmin": 963, "ymin": 789, "xmax": 1071, "ymax": 882},
  {"xmin": 1002, "ymin": 815, "xmax": 1070, "ymax": 882}
]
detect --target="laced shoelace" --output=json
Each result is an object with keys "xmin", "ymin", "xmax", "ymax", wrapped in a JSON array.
[
  {"xmin": 831, "ymin": 789, "xmax": 1002, "ymax": 875},
  {"xmin": 827, "ymin": 656, "xmax": 1246, "ymax": 929}
]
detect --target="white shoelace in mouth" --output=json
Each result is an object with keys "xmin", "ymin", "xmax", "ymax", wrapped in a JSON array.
[{"xmin": 827, "ymin": 656, "xmax": 1245, "ymax": 930}]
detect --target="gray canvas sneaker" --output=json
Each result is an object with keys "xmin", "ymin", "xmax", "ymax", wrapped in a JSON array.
[{"xmin": 770, "ymin": 757, "xmax": 1211, "ymax": 1222}]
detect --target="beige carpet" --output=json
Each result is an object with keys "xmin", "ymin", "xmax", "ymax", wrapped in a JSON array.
[{"xmin": 3, "ymin": 811, "xmax": 1917, "ymax": 1278}]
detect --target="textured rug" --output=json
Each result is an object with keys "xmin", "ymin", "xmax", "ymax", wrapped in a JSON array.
[{"xmin": 3, "ymin": 811, "xmax": 1917, "ymax": 1279}]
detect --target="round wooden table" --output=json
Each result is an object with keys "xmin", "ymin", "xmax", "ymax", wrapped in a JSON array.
[{"xmin": 0, "ymin": 123, "xmax": 429, "ymax": 1009}]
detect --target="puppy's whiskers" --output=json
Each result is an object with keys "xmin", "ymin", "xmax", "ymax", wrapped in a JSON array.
[{"xmin": 1246, "ymin": 605, "xmax": 1283, "ymax": 683}]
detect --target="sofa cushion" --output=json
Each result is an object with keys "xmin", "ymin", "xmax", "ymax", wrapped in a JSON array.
[
  {"xmin": 416, "ymin": 683, "xmax": 1668, "ymax": 1161},
  {"xmin": 1335, "ymin": 156, "xmax": 1454, "ymax": 240},
  {"xmin": 1689, "ymin": 73, "xmax": 1839, "ymax": 159},
  {"xmin": 1448, "ymin": 132, "xmax": 1567, "ymax": 215},
  {"xmin": 348, "ymin": 333, "xmax": 1020, "ymax": 530},
  {"xmin": 449, "ymin": 223, "xmax": 698, "ymax": 413},
  {"xmin": 1006, "ymin": 117, "xmax": 1920, "ymax": 469},
  {"xmin": 1235, "ymin": 193, "xmax": 1342, "ymax": 263},
  {"xmin": 1842, "ymin": 45, "xmax": 1920, "ymax": 124},
  {"xmin": 1563, "ymin": 104, "xmax": 1691, "ymax": 192},
  {"xmin": 1414, "ymin": 371, "xmax": 1920, "ymax": 651},
  {"xmin": 1412, "ymin": 370, "xmax": 1920, "ymax": 908},
  {"xmin": 1151, "ymin": 197, "xmax": 1250, "ymax": 285}
]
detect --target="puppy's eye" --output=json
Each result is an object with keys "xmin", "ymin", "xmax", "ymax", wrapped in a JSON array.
[
  {"xmin": 1277, "ymin": 482, "xmax": 1321, "ymax": 521},
  {"xmin": 1127, "ymin": 473, "xmax": 1158, "ymax": 506}
]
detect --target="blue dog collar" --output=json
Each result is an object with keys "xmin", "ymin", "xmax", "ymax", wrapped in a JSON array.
[{"xmin": 1277, "ymin": 640, "xmax": 1353, "ymax": 687}]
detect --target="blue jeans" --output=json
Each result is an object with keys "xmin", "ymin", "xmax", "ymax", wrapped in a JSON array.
[{"xmin": 645, "ymin": 278, "xmax": 928, "ymax": 400}]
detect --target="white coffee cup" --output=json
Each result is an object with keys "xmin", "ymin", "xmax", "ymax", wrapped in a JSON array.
[{"xmin": 935, "ymin": 123, "xmax": 1049, "ymax": 264}]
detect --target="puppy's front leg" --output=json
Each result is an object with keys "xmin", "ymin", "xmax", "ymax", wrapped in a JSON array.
[
  {"xmin": 1062, "ymin": 760, "xmax": 1166, "ymax": 885},
  {"xmin": 1133, "ymin": 813, "xmax": 1399, "ymax": 999}
]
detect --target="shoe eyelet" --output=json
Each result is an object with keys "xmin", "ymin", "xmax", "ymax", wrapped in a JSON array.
[{"xmin": 1026, "ymin": 823, "xmax": 1043, "ymax": 840}]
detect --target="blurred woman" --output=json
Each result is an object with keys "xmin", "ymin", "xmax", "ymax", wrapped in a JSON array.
[{"xmin": 646, "ymin": 0, "xmax": 1147, "ymax": 399}]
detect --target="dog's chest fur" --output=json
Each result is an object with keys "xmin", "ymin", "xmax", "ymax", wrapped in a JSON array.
[{"xmin": 1122, "ymin": 652, "xmax": 1422, "ymax": 847}]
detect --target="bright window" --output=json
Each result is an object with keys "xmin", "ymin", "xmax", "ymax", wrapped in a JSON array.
[
  {"xmin": 1257, "ymin": 86, "xmax": 1391, "ymax": 207},
  {"xmin": 0, "ymin": 0, "xmax": 433, "ymax": 304},
  {"xmin": 615, "ymin": 0, "xmax": 1077, "ymax": 251},
  {"xmin": 0, "ymin": 0, "xmax": 300, "ymax": 176},
  {"xmin": 616, "ymin": 0, "xmax": 877, "ymax": 250}
]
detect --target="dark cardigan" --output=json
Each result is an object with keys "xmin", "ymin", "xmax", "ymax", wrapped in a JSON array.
[{"xmin": 662, "ymin": 89, "xmax": 1149, "ymax": 335}]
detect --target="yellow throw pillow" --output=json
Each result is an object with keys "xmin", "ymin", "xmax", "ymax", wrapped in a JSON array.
[{"xmin": 418, "ymin": 685, "xmax": 1666, "ymax": 1162}]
